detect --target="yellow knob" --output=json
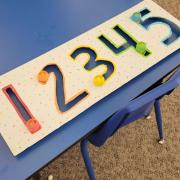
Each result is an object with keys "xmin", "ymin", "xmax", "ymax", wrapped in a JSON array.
[
  {"xmin": 93, "ymin": 75, "xmax": 105, "ymax": 86},
  {"xmin": 38, "ymin": 70, "xmax": 49, "ymax": 84}
]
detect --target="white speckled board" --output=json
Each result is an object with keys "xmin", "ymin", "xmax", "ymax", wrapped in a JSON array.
[{"xmin": 0, "ymin": 0, "xmax": 179, "ymax": 156}]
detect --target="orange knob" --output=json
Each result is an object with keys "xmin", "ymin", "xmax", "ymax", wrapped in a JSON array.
[
  {"xmin": 38, "ymin": 70, "xmax": 49, "ymax": 84},
  {"xmin": 26, "ymin": 118, "xmax": 41, "ymax": 133}
]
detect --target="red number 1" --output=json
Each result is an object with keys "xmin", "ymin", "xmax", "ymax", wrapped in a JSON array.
[{"xmin": 2, "ymin": 84, "xmax": 41, "ymax": 134}]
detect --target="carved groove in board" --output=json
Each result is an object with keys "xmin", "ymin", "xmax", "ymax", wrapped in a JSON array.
[
  {"xmin": 70, "ymin": 47, "xmax": 115, "ymax": 80},
  {"xmin": 2, "ymin": 85, "xmax": 41, "ymax": 134},
  {"xmin": 40, "ymin": 64, "xmax": 89, "ymax": 113}
]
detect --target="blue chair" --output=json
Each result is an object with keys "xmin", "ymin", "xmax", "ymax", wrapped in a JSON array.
[{"xmin": 80, "ymin": 67, "xmax": 180, "ymax": 180}]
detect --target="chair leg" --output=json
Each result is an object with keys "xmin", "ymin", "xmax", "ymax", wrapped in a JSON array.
[
  {"xmin": 154, "ymin": 100, "xmax": 164, "ymax": 144},
  {"xmin": 80, "ymin": 139, "xmax": 96, "ymax": 180},
  {"xmin": 145, "ymin": 115, "xmax": 152, "ymax": 120},
  {"xmin": 144, "ymin": 101, "xmax": 154, "ymax": 120}
]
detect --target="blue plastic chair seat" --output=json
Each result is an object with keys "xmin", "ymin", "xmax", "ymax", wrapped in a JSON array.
[{"xmin": 80, "ymin": 67, "xmax": 180, "ymax": 180}]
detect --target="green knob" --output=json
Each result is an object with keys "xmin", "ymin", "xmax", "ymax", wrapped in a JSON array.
[{"xmin": 136, "ymin": 42, "xmax": 147, "ymax": 55}]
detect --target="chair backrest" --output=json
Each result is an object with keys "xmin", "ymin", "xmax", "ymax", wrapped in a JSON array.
[{"xmin": 88, "ymin": 67, "xmax": 180, "ymax": 147}]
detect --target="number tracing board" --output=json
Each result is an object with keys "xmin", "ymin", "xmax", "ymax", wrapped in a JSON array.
[{"xmin": 0, "ymin": 0, "xmax": 179, "ymax": 156}]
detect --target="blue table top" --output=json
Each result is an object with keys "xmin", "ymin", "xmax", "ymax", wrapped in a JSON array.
[{"xmin": 0, "ymin": 0, "xmax": 179, "ymax": 179}]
